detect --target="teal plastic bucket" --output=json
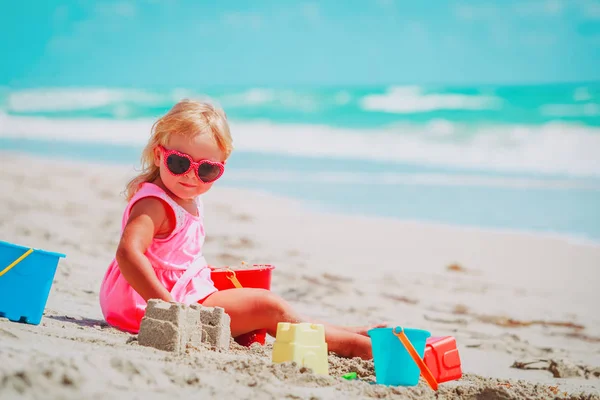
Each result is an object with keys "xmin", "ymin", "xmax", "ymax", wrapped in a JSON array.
[
  {"xmin": 0, "ymin": 240, "xmax": 65, "ymax": 325},
  {"xmin": 368, "ymin": 326, "xmax": 431, "ymax": 386}
]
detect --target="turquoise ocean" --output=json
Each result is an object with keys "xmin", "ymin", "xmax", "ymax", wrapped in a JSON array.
[{"xmin": 1, "ymin": 84, "xmax": 599, "ymax": 242}]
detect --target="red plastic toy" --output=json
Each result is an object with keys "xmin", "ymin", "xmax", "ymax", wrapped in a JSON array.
[
  {"xmin": 210, "ymin": 264, "xmax": 275, "ymax": 347},
  {"xmin": 423, "ymin": 336, "xmax": 462, "ymax": 383}
]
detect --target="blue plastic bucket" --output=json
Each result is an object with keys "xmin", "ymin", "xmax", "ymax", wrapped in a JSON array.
[
  {"xmin": 368, "ymin": 326, "xmax": 431, "ymax": 386},
  {"xmin": 0, "ymin": 240, "xmax": 65, "ymax": 325}
]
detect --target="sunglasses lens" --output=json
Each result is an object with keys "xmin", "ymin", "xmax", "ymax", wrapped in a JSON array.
[
  {"xmin": 197, "ymin": 162, "xmax": 222, "ymax": 182},
  {"xmin": 166, "ymin": 154, "xmax": 190, "ymax": 175}
]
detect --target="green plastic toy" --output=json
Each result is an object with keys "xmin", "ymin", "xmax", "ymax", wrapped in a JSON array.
[{"xmin": 342, "ymin": 372, "xmax": 357, "ymax": 380}]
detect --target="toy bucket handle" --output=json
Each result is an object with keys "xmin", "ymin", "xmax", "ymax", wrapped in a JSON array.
[
  {"xmin": 392, "ymin": 326, "xmax": 438, "ymax": 391},
  {"xmin": 0, "ymin": 248, "xmax": 34, "ymax": 278},
  {"xmin": 224, "ymin": 268, "xmax": 243, "ymax": 289}
]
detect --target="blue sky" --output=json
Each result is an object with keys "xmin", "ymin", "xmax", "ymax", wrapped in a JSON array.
[{"xmin": 1, "ymin": 0, "xmax": 599, "ymax": 87}]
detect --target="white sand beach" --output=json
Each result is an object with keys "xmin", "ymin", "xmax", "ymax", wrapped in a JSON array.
[{"xmin": 0, "ymin": 152, "xmax": 599, "ymax": 399}]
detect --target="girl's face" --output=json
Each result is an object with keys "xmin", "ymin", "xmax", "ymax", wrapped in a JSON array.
[{"xmin": 154, "ymin": 133, "xmax": 227, "ymax": 200}]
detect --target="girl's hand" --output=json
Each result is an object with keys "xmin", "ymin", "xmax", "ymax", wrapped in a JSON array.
[{"xmin": 116, "ymin": 197, "xmax": 176, "ymax": 303}]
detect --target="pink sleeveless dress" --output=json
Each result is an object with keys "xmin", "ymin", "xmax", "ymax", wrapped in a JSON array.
[{"xmin": 99, "ymin": 182, "xmax": 217, "ymax": 333}]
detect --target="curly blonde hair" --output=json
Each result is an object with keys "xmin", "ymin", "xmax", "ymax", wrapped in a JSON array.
[{"xmin": 125, "ymin": 99, "xmax": 233, "ymax": 200}]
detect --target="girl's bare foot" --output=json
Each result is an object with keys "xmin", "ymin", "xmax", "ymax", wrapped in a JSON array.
[
  {"xmin": 347, "ymin": 334, "xmax": 374, "ymax": 359},
  {"xmin": 326, "ymin": 328, "xmax": 374, "ymax": 359}
]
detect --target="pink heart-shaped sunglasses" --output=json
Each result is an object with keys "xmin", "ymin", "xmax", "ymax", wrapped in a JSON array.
[{"xmin": 159, "ymin": 146, "xmax": 226, "ymax": 183}]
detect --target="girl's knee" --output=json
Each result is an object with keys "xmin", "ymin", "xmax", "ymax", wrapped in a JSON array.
[{"xmin": 257, "ymin": 290, "xmax": 288, "ymax": 315}]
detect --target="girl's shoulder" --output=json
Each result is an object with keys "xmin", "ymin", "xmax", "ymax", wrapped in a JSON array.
[
  {"xmin": 126, "ymin": 182, "xmax": 203, "ymax": 227},
  {"xmin": 123, "ymin": 183, "xmax": 182, "ymax": 236},
  {"xmin": 128, "ymin": 182, "xmax": 180, "ymax": 211}
]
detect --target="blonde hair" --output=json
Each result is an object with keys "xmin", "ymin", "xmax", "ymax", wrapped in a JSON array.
[{"xmin": 125, "ymin": 99, "xmax": 233, "ymax": 200}]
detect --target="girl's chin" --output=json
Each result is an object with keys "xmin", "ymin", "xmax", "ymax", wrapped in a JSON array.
[
  {"xmin": 166, "ymin": 181, "xmax": 210, "ymax": 199},
  {"xmin": 164, "ymin": 184, "xmax": 193, "ymax": 198}
]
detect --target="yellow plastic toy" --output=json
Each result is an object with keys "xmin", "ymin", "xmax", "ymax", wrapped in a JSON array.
[{"xmin": 272, "ymin": 322, "xmax": 329, "ymax": 375}]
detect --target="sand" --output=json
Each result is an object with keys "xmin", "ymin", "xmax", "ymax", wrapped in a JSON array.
[{"xmin": 0, "ymin": 152, "xmax": 599, "ymax": 399}]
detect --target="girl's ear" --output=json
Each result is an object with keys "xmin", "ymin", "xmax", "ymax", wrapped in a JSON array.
[{"xmin": 153, "ymin": 146, "xmax": 162, "ymax": 167}]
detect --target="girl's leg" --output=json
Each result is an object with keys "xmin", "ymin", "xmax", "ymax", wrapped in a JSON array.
[{"xmin": 202, "ymin": 288, "xmax": 373, "ymax": 359}]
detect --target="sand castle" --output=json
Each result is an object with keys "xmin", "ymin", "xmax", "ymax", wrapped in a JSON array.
[{"xmin": 137, "ymin": 299, "xmax": 231, "ymax": 354}]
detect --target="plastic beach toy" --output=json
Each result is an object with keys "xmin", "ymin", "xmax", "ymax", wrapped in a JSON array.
[
  {"xmin": 368, "ymin": 326, "xmax": 438, "ymax": 389},
  {"xmin": 0, "ymin": 240, "xmax": 66, "ymax": 325},
  {"xmin": 210, "ymin": 263, "xmax": 275, "ymax": 346},
  {"xmin": 272, "ymin": 322, "xmax": 329, "ymax": 375},
  {"xmin": 342, "ymin": 372, "xmax": 358, "ymax": 380},
  {"xmin": 424, "ymin": 336, "xmax": 462, "ymax": 383}
]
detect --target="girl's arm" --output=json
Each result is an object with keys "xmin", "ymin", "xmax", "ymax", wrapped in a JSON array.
[{"xmin": 116, "ymin": 197, "xmax": 176, "ymax": 302}]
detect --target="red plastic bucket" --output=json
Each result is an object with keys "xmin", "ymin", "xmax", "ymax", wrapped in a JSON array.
[{"xmin": 210, "ymin": 264, "xmax": 275, "ymax": 346}]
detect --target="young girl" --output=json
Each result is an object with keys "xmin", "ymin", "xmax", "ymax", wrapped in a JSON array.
[{"xmin": 99, "ymin": 99, "xmax": 375, "ymax": 359}]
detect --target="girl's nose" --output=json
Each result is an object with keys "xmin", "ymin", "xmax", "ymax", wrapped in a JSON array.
[{"xmin": 185, "ymin": 168, "xmax": 197, "ymax": 180}]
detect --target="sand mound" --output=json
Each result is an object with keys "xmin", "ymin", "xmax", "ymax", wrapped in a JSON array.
[{"xmin": 2, "ymin": 344, "xmax": 599, "ymax": 400}]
